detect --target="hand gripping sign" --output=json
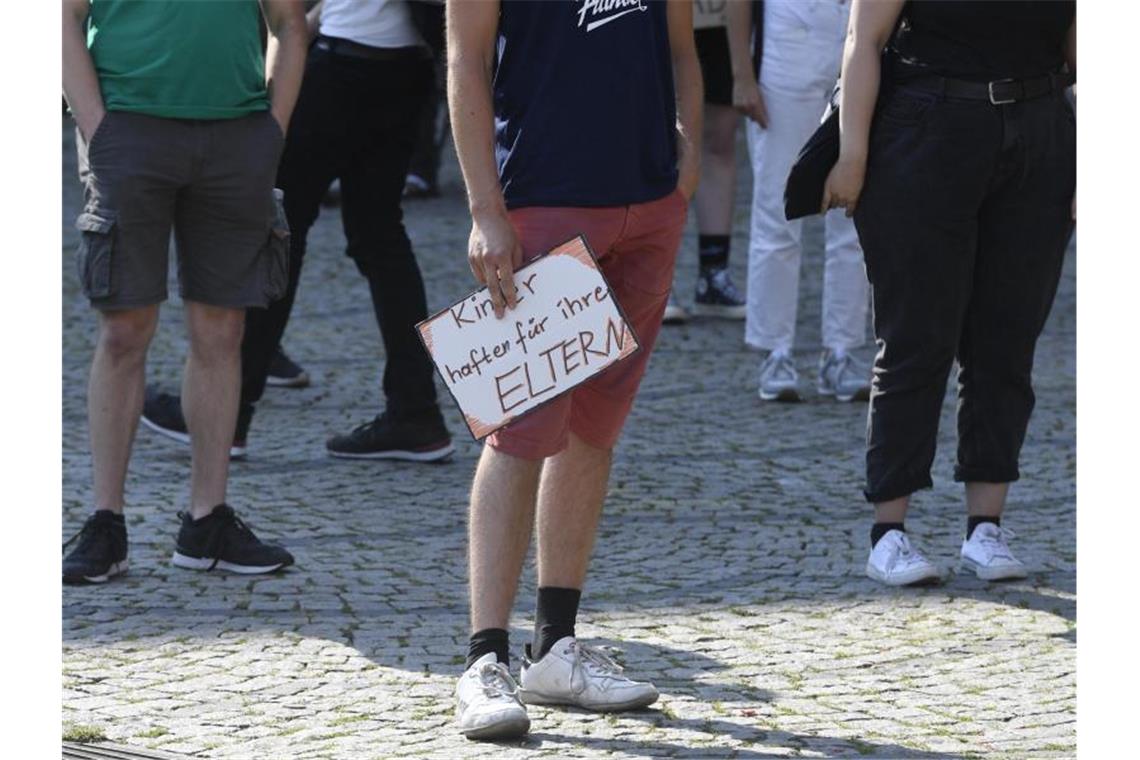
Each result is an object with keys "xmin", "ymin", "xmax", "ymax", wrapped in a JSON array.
[{"xmin": 416, "ymin": 235, "xmax": 640, "ymax": 440}]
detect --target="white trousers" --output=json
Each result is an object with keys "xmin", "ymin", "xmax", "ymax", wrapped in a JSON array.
[{"xmin": 744, "ymin": 0, "xmax": 868, "ymax": 354}]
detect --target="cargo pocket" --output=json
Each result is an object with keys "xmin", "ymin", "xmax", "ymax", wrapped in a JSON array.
[
  {"xmin": 261, "ymin": 188, "xmax": 291, "ymax": 302},
  {"xmin": 75, "ymin": 211, "xmax": 115, "ymax": 299}
]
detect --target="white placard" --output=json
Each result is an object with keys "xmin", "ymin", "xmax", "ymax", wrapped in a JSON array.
[{"xmin": 417, "ymin": 235, "xmax": 640, "ymax": 440}]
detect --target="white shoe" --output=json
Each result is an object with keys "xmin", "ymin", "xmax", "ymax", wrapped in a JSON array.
[
  {"xmin": 758, "ymin": 352, "xmax": 801, "ymax": 402},
  {"xmin": 662, "ymin": 290, "xmax": 689, "ymax": 325},
  {"xmin": 455, "ymin": 653, "xmax": 530, "ymax": 740},
  {"xmin": 960, "ymin": 523, "xmax": 1028, "ymax": 581},
  {"xmin": 519, "ymin": 637, "xmax": 659, "ymax": 712},
  {"xmin": 818, "ymin": 350, "xmax": 871, "ymax": 402},
  {"xmin": 866, "ymin": 530, "xmax": 942, "ymax": 586}
]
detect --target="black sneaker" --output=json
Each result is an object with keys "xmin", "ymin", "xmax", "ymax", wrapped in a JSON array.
[
  {"xmin": 172, "ymin": 504, "xmax": 294, "ymax": 574},
  {"xmin": 141, "ymin": 385, "xmax": 251, "ymax": 459},
  {"xmin": 266, "ymin": 345, "xmax": 310, "ymax": 389},
  {"xmin": 326, "ymin": 410, "xmax": 454, "ymax": 462},
  {"xmin": 63, "ymin": 511, "xmax": 129, "ymax": 585},
  {"xmin": 692, "ymin": 267, "xmax": 747, "ymax": 319}
]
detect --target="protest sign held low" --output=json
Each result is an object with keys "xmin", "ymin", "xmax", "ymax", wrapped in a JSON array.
[{"xmin": 416, "ymin": 235, "xmax": 640, "ymax": 440}]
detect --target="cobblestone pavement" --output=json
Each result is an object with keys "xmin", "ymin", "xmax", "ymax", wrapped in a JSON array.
[{"xmin": 62, "ymin": 118, "xmax": 1075, "ymax": 759}]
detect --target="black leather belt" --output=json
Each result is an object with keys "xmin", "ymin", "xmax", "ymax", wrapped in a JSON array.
[
  {"xmin": 903, "ymin": 70, "xmax": 1074, "ymax": 105},
  {"xmin": 314, "ymin": 35, "xmax": 430, "ymax": 62}
]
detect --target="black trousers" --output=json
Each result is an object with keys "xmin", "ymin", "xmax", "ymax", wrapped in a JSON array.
[
  {"xmin": 854, "ymin": 84, "xmax": 1076, "ymax": 504},
  {"xmin": 407, "ymin": 1, "xmax": 448, "ymax": 187},
  {"xmin": 241, "ymin": 46, "xmax": 439, "ymax": 421}
]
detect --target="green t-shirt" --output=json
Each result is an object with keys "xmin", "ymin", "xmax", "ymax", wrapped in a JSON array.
[{"xmin": 88, "ymin": 0, "xmax": 269, "ymax": 120}]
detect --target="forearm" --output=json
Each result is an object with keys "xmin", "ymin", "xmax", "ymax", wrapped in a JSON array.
[
  {"xmin": 62, "ymin": 6, "xmax": 104, "ymax": 138},
  {"xmin": 837, "ymin": 37, "xmax": 881, "ymax": 165},
  {"xmin": 673, "ymin": 50, "xmax": 704, "ymax": 175},
  {"xmin": 668, "ymin": 0, "xmax": 702, "ymax": 181},
  {"xmin": 448, "ymin": 56, "xmax": 506, "ymax": 218},
  {"xmin": 265, "ymin": 10, "xmax": 308, "ymax": 129},
  {"xmin": 725, "ymin": 0, "xmax": 756, "ymax": 87}
]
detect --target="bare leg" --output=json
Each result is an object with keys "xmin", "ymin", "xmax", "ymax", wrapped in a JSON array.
[
  {"xmin": 874, "ymin": 496, "xmax": 910, "ymax": 524},
  {"xmin": 469, "ymin": 444, "xmax": 543, "ymax": 632},
  {"xmin": 88, "ymin": 306, "xmax": 160, "ymax": 512},
  {"xmin": 693, "ymin": 104, "xmax": 739, "ymax": 237},
  {"xmin": 535, "ymin": 433, "xmax": 613, "ymax": 589},
  {"xmin": 182, "ymin": 301, "xmax": 245, "ymax": 518},
  {"xmin": 965, "ymin": 482, "xmax": 1009, "ymax": 518}
]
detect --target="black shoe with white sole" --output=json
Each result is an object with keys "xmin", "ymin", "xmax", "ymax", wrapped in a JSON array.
[
  {"xmin": 172, "ymin": 505, "xmax": 294, "ymax": 574},
  {"xmin": 141, "ymin": 386, "xmax": 251, "ymax": 459},
  {"xmin": 326, "ymin": 410, "xmax": 454, "ymax": 462},
  {"xmin": 63, "ymin": 510, "xmax": 129, "ymax": 585},
  {"xmin": 266, "ymin": 345, "xmax": 310, "ymax": 389}
]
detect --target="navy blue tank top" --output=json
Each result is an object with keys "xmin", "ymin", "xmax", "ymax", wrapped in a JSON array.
[{"xmin": 493, "ymin": 0, "xmax": 678, "ymax": 209}]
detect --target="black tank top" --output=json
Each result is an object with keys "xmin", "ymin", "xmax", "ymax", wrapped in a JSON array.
[
  {"xmin": 889, "ymin": 0, "xmax": 1075, "ymax": 83},
  {"xmin": 492, "ymin": 0, "xmax": 678, "ymax": 209}
]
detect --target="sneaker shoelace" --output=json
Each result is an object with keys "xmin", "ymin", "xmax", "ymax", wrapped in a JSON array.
[
  {"xmin": 707, "ymin": 269, "xmax": 742, "ymax": 302},
  {"xmin": 476, "ymin": 661, "xmax": 522, "ymax": 703},
  {"xmin": 350, "ymin": 414, "xmax": 389, "ymax": 438},
  {"xmin": 62, "ymin": 516, "xmax": 116, "ymax": 555},
  {"xmin": 887, "ymin": 533, "xmax": 927, "ymax": 572},
  {"xmin": 765, "ymin": 354, "xmax": 797, "ymax": 383},
  {"xmin": 974, "ymin": 526, "xmax": 1018, "ymax": 562},
  {"xmin": 569, "ymin": 642, "xmax": 627, "ymax": 691},
  {"xmin": 178, "ymin": 505, "xmax": 257, "ymax": 570}
]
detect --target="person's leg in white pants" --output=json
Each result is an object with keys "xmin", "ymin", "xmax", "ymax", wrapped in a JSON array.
[{"xmin": 744, "ymin": 87, "xmax": 831, "ymax": 355}]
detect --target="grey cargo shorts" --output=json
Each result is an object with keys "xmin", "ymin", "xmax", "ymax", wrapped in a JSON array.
[{"xmin": 74, "ymin": 109, "xmax": 290, "ymax": 311}]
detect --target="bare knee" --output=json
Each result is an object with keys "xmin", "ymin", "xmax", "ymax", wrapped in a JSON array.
[
  {"xmin": 703, "ymin": 105, "xmax": 738, "ymax": 162},
  {"xmin": 185, "ymin": 302, "xmax": 245, "ymax": 364},
  {"xmin": 97, "ymin": 306, "xmax": 158, "ymax": 365}
]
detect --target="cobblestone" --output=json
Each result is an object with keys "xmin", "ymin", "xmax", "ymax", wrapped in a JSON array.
[{"xmin": 62, "ymin": 118, "xmax": 1075, "ymax": 758}]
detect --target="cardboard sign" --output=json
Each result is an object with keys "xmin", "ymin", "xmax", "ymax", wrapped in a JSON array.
[{"xmin": 417, "ymin": 236, "xmax": 640, "ymax": 440}]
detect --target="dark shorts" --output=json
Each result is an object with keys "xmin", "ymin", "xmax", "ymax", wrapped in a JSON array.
[
  {"xmin": 695, "ymin": 27, "xmax": 733, "ymax": 106},
  {"xmin": 74, "ymin": 110, "xmax": 289, "ymax": 311}
]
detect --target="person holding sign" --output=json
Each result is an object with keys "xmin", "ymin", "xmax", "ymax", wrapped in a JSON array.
[{"xmin": 447, "ymin": 0, "xmax": 702, "ymax": 740}]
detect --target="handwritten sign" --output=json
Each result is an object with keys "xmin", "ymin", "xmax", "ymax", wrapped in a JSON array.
[{"xmin": 417, "ymin": 236, "xmax": 640, "ymax": 440}]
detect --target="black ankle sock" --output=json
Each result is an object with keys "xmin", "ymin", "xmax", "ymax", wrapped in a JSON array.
[
  {"xmin": 93, "ymin": 510, "xmax": 125, "ymax": 523},
  {"xmin": 533, "ymin": 587, "xmax": 581, "ymax": 661},
  {"xmin": 967, "ymin": 515, "xmax": 1000, "ymax": 539},
  {"xmin": 871, "ymin": 522, "xmax": 905, "ymax": 548},
  {"xmin": 698, "ymin": 234, "xmax": 730, "ymax": 271},
  {"xmin": 466, "ymin": 628, "xmax": 510, "ymax": 670}
]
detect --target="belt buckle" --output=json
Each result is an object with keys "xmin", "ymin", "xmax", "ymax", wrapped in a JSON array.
[{"xmin": 988, "ymin": 78, "xmax": 1017, "ymax": 105}]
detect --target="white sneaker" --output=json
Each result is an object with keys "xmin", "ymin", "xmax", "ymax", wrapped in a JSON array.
[
  {"xmin": 960, "ymin": 523, "xmax": 1028, "ymax": 581},
  {"xmin": 818, "ymin": 350, "xmax": 871, "ymax": 402},
  {"xmin": 866, "ymin": 530, "xmax": 943, "ymax": 586},
  {"xmin": 519, "ymin": 637, "xmax": 658, "ymax": 712},
  {"xmin": 662, "ymin": 290, "xmax": 689, "ymax": 325},
  {"xmin": 758, "ymin": 352, "xmax": 801, "ymax": 402},
  {"xmin": 455, "ymin": 653, "xmax": 530, "ymax": 740}
]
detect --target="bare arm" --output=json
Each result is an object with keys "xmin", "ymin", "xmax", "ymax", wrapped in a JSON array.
[
  {"xmin": 447, "ymin": 0, "xmax": 521, "ymax": 317},
  {"xmin": 821, "ymin": 0, "xmax": 904, "ymax": 216},
  {"xmin": 62, "ymin": 0, "xmax": 104, "ymax": 141},
  {"xmin": 667, "ymin": 0, "xmax": 703, "ymax": 199},
  {"xmin": 261, "ymin": 0, "xmax": 309, "ymax": 133},
  {"xmin": 726, "ymin": 0, "xmax": 767, "ymax": 126}
]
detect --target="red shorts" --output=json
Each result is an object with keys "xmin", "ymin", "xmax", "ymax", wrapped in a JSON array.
[{"xmin": 487, "ymin": 188, "xmax": 688, "ymax": 460}]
